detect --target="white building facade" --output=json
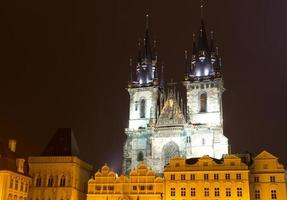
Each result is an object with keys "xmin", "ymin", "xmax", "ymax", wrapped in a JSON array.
[{"xmin": 123, "ymin": 16, "xmax": 229, "ymax": 174}]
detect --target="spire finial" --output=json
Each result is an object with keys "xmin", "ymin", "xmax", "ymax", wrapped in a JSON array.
[
  {"xmin": 145, "ymin": 14, "xmax": 149, "ymax": 30},
  {"xmin": 200, "ymin": 0, "xmax": 204, "ymax": 19}
]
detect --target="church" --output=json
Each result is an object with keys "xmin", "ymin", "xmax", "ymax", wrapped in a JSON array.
[{"xmin": 122, "ymin": 12, "xmax": 229, "ymax": 174}]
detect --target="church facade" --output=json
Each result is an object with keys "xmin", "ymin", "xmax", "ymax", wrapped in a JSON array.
[{"xmin": 123, "ymin": 15, "xmax": 229, "ymax": 174}]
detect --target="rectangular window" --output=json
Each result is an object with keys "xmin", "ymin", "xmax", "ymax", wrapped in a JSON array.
[
  {"xmin": 15, "ymin": 180, "xmax": 18, "ymax": 190},
  {"xmin": 20, "ymin": 182, "xmax": 24, "ymax": 191},
  {"xmin": 270, "ymin": 176, "xmax": 276, "ymax": 182},
  {"xmin": 108, "ymin": 186, "xmax": 114, "ymax": 190},
  {"xmin": 204, "ymin": 173, "xmax": 209, "ymax": 180},
  {"xmin": 254, "ymin": 176, "xmax": 259, "ymax": 183},
  {"xmin": 96, "ymin": 186, "xmax": 101, "ymax": 190},
  {"xmin": 181, "ymin": 174, "xmax": 186, "ymax": 180},
  {"xmin": 9, "ymin": 178, "xmax": 13, "ymax": 189},
  {"xmin": 214, "ymin": 188, "xmax": 220, "ymax": 197},
  {"xmin": 147, "ymin": 185, "xmax": 153, "ymax": 190},
  {"xmin": 225, "ymin": 173, "xmax": 230, "ymax": 180},
  {"xmin": 255, "ymin": 190, "xmax": 260, "ymax": 199},
  {"xmin": 170, "ymin": 188, "xmax": 175, "ymax": 196},
  {"xmin": 181, "ymin": 188, "xmax": 186, "ymax": 196},
  {"xmin": 214, "ymin": 173, "xmax": 219, "ymax": 180},
  {"xmin": 237, "ymin": 188, "xmax": 242, "ymax": 197},
  {"xmin": 226, "ymin": 188, "xmax": 231, "ymax": 197},
  {"xmin": 135, "ymin": 101, "xmax": 138, "ymax": 111},
  {"xmin": 190, "ymin": 174, "xmax": 195, "ymax": 180},
  {"xmin": 271, "ymin": 190, "xmax": 277, "ymax": 199},
  {"xmin": 133, "ymin": 186, "xmax": 137, "ymax": 190},
  {"xmin": 140, "ymin": 186, "xmax": 145, "ymax": 190},
  {"xmin": 103, "ymin": 186, "xmax": 107, "ymax": 190},
  {"xmin": 236, "ymin": 173, "xmax": 242, "ymax": 180},
  {"xmin": 191, "ymin": 188, "xmax": 196, "ymax": 196},
  {"xmin": 204, "ymin": 188, "xmax": 209, "ymax": 197},
  {"xmin": 170, "ymin": 174, "xmax": 175, "ymax": 180}
]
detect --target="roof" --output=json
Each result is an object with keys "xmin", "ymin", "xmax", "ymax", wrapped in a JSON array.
[{"xmin": 41, "ymin": 128, "xmax": 80, "ymax": 157}]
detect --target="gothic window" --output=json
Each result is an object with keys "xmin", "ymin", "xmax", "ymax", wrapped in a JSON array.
[
  {"xmin": 162, "ymin": 142, "xmax": 180, "ymax": 166},
  {"xmin": 137, "ymin": 151, "xmax": 144, "ymax": 162},
  {"xmin": 60, "ymin": 175, "xmax": 66, "ymax": 187},
  {"xmin": 140, "ymin": 99, "xmax": 146, "ymax": 118},
  {"xmin": 48, "ymin": 176, "xmax": 53, "ymax": 187},
  {"xmin": 200, "ymin": 92, "xmax": 207, "ymax": 112}
]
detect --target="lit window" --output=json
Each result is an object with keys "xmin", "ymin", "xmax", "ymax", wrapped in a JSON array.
[
  {"xmin": 204, "ymin": 188, "xmax": 209, "ymax": 197},
  {"xmin": 204, "ymin": 173, "xmax": 209, "ymax": 180},
  {"xmin": 170, "ymin": 174, "xmax": 175, "ymax": 180},
  {"xmin": 271, "ymin": 190, "xmax": 277, "ymax": 199},
  {"xmin": 181, "ymin": 174, "xmax": 185, "ymax": 180},
  {"xmin": 60, "ymin": 175, "xmax": 66, "ymax": 187},
  {"xmin": 170, "ymin": 188, "xmax": 175, "ymax": 196},
  {"xmin": 236, "ymin": 173, "xmax": 242, "ymax": 180},
  {"xmin": 226, "ymin": 188, "xmax": 231, "ymax": 197},
  {"xmin": 237, "ymin": 188, "xmax": 242, "ymax": 197},
  {"xmin": 200, "ymin": 93, "xmax": 207, "ymax": 112},
  {"xmin": 225, "ymin": 173, "xmax": 230, "ymax": 180},
  {"xmin": 140, "ymin": 99, "xmax": 146, "ymax": 118},
  {"xmin": 214, "ymin": 174, "xmax": 219, "ymax": 180},
  {"xmin": 255, "ymin": 190, "xmax": 260, "ymax": 199},
  {"xmin": 181, "ymin": 188, "xmax": 186, "ymax": 196},
  {"xmin": 270, "ymin": 176, "xmax": 276, "ymax": 182},
  {"xmin": 190, "ymin": 174, "xmax": 195, "ymax": 180},
  {"xmin": 191, "ymin": 188, "xmax": 196, "ymax": 196},
  {"xmin": 214, "ymin": 188, "xmax": 220, "ymax": 197}
]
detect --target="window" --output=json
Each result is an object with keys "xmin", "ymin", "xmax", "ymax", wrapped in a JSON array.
[
  {"xmin": 60, "ymin": 175, "xmax": 66, "ymax": 187},
  {"xmin": 214, "ymin": 174, "xmax": 219, "ymax": 180},
  {"xmin": 237, "ymin": 188, "xmax": 242, "ymax": 197},
  {"xmin": 181, "ymin": 188, "xmax": 186, "ymax": 196},
  {"xmin": 254, "ymin": 176, "xmax": 259, "ymax": 183},
  {"xmin": 204, "ymin": 188, "xmax": 209, "ymax": 197},
  {"xmin": 48, "ymin": 176, "xmax": 53, "ymax": 187},
  {"xmin": 15, "ymin": 180, "xmax": 18, "ymax": 190},
  {"xmin": 236, "ymin": 173, "xmax": 242, "ymax": 180},
  {"xmin": 36, "ymin": 176, "xmax": 41, "ymax": 187},
  {"xmin": 103, "ymin": 186, "xmax": 107, "ymax": 190},
  {"xmin": 133, "ymin": 186, "xmax": 137, "ymax": 190},
  {"xmin": 140, "ymin": 99, "xmax": 146, "ymax": 118},
  {"xmin": 226, "ymin": 188, "xmax": 231, "ymax": 197},
  {"xmin": 140, "ymin": 186, "xmax": 145, "ymax": 190},
  {"xmin": 225, "ymin": 173, "xmax": 230, "ymax": 180},
  {"xmin": 270, "ymin": 176, "xmax": 276, "ymax": 182},
  {"xmin": 137, "ymin": 151, "xmax": 144, "ymax": 162},
  {"xmin": 10, "ymin": 178, "xmax": 13, "ymax": 189},
  {"xmin": 170, "ymin": 188, "xmax": 175, "ymax": 196},
  {"xmin": 186, "ymin": 136, "xmax": 191, "ymax": 143},
  {"xmin": 271, "ymin": 190, "xmax": 277, "ymax": 199},
  {"xmin": 200, "ymin": 93, "xmax": 207, "ymax": 112},
  {"xmin": 147, "ymin": 185, "xmax": 153, "ymax": 190},
  {"xmin": 170, "ymin": 174, "xmax": 175, "ymax": 180},
  {"xmin": 214, "ymin": 188, "xmax": 220, "ymax": 197},
  {"xmin": 190, "ymin": 174, "xmax": 195, "ymax": 180},
  {"xmin": 204, "ymin": 173, "xmax": 209, "ymax": 180},
  {"xmin": 181, "ymin": 174, "xmax": 185, "ymax": 180},
  {"xmin": 96, "ymin": 186, "xmax": 101, "ymax": 190},
  {"xmin": 135, "ymin": 101, "xmax": 138, "ymax": 111},
  {"xmin": 191, "ymin": 188, "xmax": 196, "ymax": 196},
  {"xmin": 20, "ymin": 182, "xmax": 23, "ymax": 191},
  {"xmin": 255, "ymin": 190, "xmax": 260, "ymax": 199}
]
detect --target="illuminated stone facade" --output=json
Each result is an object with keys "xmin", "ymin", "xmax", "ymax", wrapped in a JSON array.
[
  {"xmin": 0, "ymin": 140, "xmax": 32, "ymax": 200},
  {"xmin": 28, "ymin": 128, "xmax": 93, "ymax": 200},
  {"xmin": 87, "ymin": 163, "xmax": 163, "ymax": 200},
  {"xmin": 123, "ymin": 15, "xmax": 228, "ymax": 174}
]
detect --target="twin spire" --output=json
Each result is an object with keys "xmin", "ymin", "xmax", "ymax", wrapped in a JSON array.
[{"xmin": 129, "ymin": 1, "xmax": 223, "ymax": 88}]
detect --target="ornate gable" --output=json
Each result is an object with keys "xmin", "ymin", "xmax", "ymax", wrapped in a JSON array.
[{"xmin": 157, "ymin": 91, "xmax": 186, "ymax": 126}]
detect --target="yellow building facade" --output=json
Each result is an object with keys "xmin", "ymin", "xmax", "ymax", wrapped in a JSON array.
[
  {"xmin": 0, "ymin": 140, "xmax": 32, "ymax": 200},
  {"xmin": 249, "ymin": 151, "xmax": 286, "ymax": 200},
  {"xmin": 87, "ymin": 163, "xmax": 164, "ymax": 200},
  {"xmin": 164, "ymin": 155, "xmax": 250, "ymax": 200}
]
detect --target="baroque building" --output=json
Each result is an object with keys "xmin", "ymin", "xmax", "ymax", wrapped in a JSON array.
[
  {"xmin": 28, "ymin": 128, "xmax": 93, "ymax": 200},
  {"xmin": 123, "ymin": 12, "xmax": 228, "ymax": 174},
  {"xmin": 0, "ymin": 139, "xmax": 31, "ymax": 200}
]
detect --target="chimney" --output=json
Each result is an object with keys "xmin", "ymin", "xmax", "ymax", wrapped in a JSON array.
[
  {"xmin": 16, "ymin": 159, "xmax": 25, "ymax": 173},
  {"xmin": 8, "ymin": 139, "xmax": 17, "ymax": 152}
]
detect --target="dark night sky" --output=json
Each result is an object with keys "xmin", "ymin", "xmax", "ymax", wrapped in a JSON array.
[{"xmin": 0, "ymin": 0, "xmax": 287, "ymax": 172}]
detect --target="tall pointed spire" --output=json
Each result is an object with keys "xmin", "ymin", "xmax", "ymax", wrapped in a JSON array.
[
  {"xmin": 143, "ymin": 14, "xmax": 153, "ymax": 63},
  {"xmin": 198, "ymin": 0, "xmax": 209, "ymax": 52},
  {"xmin": 184, "ymin": 50, "xmax": 189, "ymax": 80},
  {"xmin": 160, "ymin": 63, "xmax": 165, "ymax": 88}
]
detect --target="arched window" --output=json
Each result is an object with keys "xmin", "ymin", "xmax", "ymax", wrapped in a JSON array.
[
  {"xmin": 48, "ymin": 176, "xmax": 53, "ymax": 187},
  {"xmin": 140, "ymin": 99, "xmax": 146, "ymax": 118},
  {"xmin": 35, "ymin": 176, "xmax": 41, "ymax": 187},
  {"xmin": 137, "ymin": 151, "xmax": 144, "ymax": 162},
  {"xmin": 200, "ymin": 93, "xmax": 207, "ymax": 112},
  {"xmin": 60, "ymin": 175, "xmax": 66, "ymax": 187},
  {"xmin": 162, "ymin": 142, "xmax": 180, "ymax": 166}
]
